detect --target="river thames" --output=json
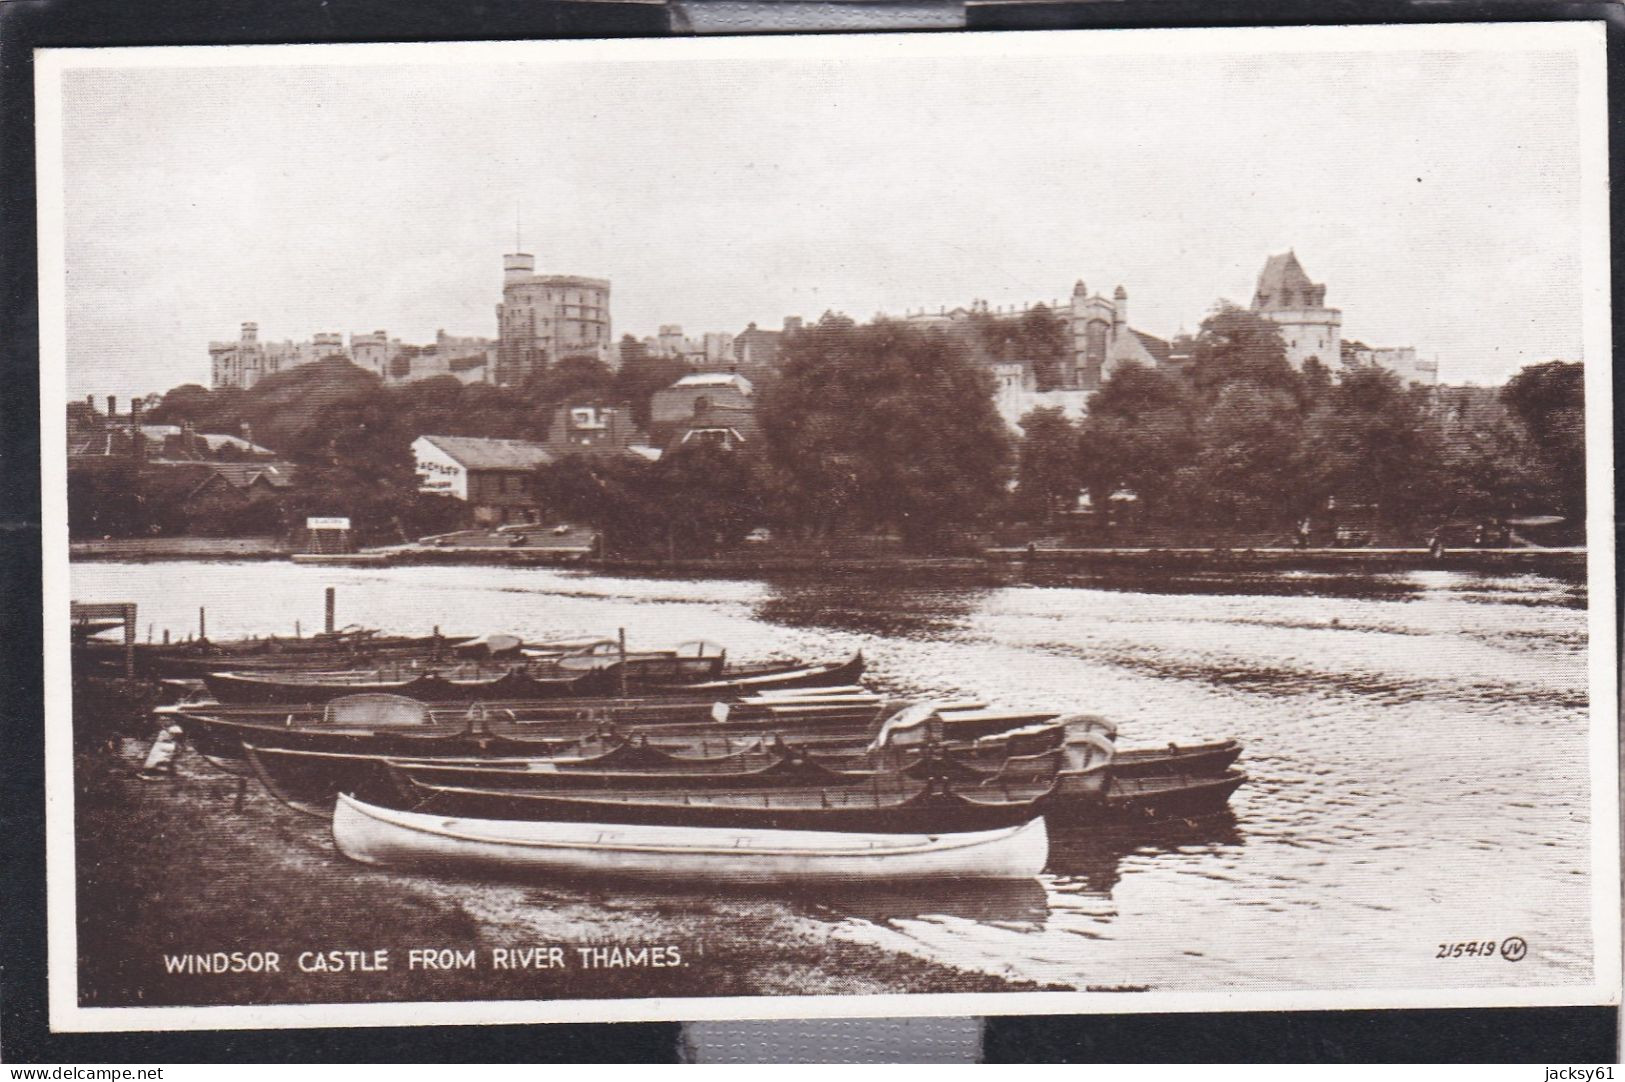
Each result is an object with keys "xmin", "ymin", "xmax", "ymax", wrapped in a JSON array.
[{"xmin": 69, "ymin": 559, "xmax": 1597, "ymax": 995}]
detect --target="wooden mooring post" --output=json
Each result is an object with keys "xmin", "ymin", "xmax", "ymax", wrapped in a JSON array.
[
  {"xmin": 325, "ymin": 587, "xmax": 336, "ymax": 635},
  {"xmin": 122, "ymin": 606, "xmax": 137, "ymax": 677},
  {"xmin": 618, "ymin": 627, "xmax": 628, "ymax": 698},
  {"xmin": 198, "ymin": 607, "xmax": 207, "ymax": 641}
]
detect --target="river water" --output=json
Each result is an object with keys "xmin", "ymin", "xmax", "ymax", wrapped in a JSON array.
[{"xmin": 69, "ymin": 560, "xmax": 1598, "ymax": 995}]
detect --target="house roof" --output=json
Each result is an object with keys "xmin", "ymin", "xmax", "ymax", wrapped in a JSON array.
[
  {"xmin": 1130, "ymin": 329, "xmax": 1172, "ymax": 365},
  {"xmin": 197, "ymin": 463, "xmax": 297, "ymax": 490},
  {"xmin": 67, "ymin": 425, "xmax": 276, "ymax": 460},
  {"xmin": 418, "ymin": 434, "xmax": 554, "ymax": 471},
  {"xmin": 673, "ymin": 372, "xmax": 753, "ymax": 395}
]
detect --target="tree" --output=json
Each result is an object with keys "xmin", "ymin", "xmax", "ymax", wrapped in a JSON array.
[
  {"xmin": 146, "ymin": 384, "xmax": 216, "ymax": 425},
  {"xmin": 1302, "ymin": 365, "xmax": 1439, "ymax": 527},
  {"xmin": 1427, "ymin": 385, "xmax": 1544, "ymax": 522},
  {"xmin": 1016, "ymin": 304, "xmax": 1070, "ymax": 391},
  {"xmin": 1075, "ymin": 362, "xmax": 1195, "ymax": 520},
  {"xmin": 614, "ymin": 335, "xmax": 689, "ymax": 429},
  {"xmin": 653, "ymin": 442, "xmax": 763, "ymax": 554},
  {"xmin": 1176, "ymin": 383, "xmax": 1313, "ymax": 528},
  {"xmin": 757, "ymin": 316, "xmax": 1013, "ymax": 550},
  {"xmin": 533, "ymin": 454, "xmax": 663, "ymax": 555},
  {"xmin": 1013, "ymin": 407, "xmax": 1079, "ymax": 523},
  {"xmin": 1501, "ymin": 361, "xmax": 1585, "ymax": 518},
  {"xmin": 524, "ymin": 355, "xmax": 616, "ymax": 411},
  {"xmin": 1189, "ymin": 303, "xmax": 1300, "ymax": 398}
]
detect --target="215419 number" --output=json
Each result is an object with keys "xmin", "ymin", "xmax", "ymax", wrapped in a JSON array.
[{"xmin": 1437, "ymin": 940, "xmax": 1498, "ymax": 958}]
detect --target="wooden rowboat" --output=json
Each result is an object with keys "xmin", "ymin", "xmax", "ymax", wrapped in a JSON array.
[
  {"xmin": 201, "ymin": 653, "xmax": 865, "ymax": 706},
  {"xmin": 382, "ymin": 770, "xmax": 1056, "ymax": 834},
  {"xmin": 1112, "ymin": 739, "xmax": 1243, "ymax": 778},
  {"xmin": 1103, "ymin": 769, "xmax": 1248, "ymax": 820},
  {"xmin": 241, "ymin": 738, "xmax": 1077, "ymax": 814},
  {"xmin": 162, "ymin": 693, "xmax": 1055, "ymax": 762},
  {"xmin": 332, "ymin": 793, "xmax": 1050, "ymax": 884}
]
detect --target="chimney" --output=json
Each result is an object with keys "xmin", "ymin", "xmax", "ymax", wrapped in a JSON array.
[
  {"xmin": 85, "ymin": 394, "xmax": 95, "ymax": 413},
  {"xmin": 240, "ymin": 421, "xmax": 253, "ymax": 447},
  {"xmin": 107, "ymin": 395, "xmax": 117, "ymax": 418}
]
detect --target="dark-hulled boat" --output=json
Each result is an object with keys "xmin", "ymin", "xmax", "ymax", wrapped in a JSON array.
[
  {"xmin": 240, "ymin": 734, "xmax": 1078, "ymax": 812},
  {"xmin": 375, "ymin": 770, "xmax": 1056, "ymax": 834},
  {"xmin": 201, "ymin": 652, "xmax": 866, "ymax": 706},
  {"xmin": 159, "ymin": 688, "xmax": 1042, "ymax": 763},
  {"xmin": 1103, "ymin": 769, "xmax": 1249, "ymax": 820},
  {"xmin": 1112, "ymin": 739, "xmax": 1244, "ymax": 778},
  {"xmin": 75, "ymin": 628, "xmax": 497, "ymax": 679}
]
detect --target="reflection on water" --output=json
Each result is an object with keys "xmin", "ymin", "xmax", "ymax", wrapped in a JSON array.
[
  {"xmin": 1044, "ymin": 815, "xmax": 1246, "ymax": 894},
  {"xmin": 1019, "ymin": 568, "xmax": 1428, "ymax": 602},
  {"xmin": 754, "ymin": 578, "xmax": 995, "ymax": 638},
  {"xmin": 71, "ymin": 559, "xmax": 1596, "ymax": 994}
]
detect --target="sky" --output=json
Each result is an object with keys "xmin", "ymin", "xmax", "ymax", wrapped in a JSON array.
[{"xmin": 48, "ymin": 29, "xmax": 1597, "ymax": 402}]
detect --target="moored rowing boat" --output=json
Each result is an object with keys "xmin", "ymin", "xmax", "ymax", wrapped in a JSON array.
[
  {"xmin": 331, "ymin": 792, "xmax": 1050, "ymax": 883},
  {"xmin": 201, "ymin": 652, "xmax": 866, "ymax": 705}
]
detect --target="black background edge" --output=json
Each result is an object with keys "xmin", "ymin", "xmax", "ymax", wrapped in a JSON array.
[{"xmin": 0, "ymin": 0, "xmax": 1617, "ymax": 1063}]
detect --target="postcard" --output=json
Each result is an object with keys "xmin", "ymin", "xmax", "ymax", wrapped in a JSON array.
[{"xmin": 36, "ymin": 23, "xmax": 1617, "ymax": 1031}]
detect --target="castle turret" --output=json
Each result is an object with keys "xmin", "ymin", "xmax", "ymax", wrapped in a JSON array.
[
  {"xmin": 240, "ymin": 322, "xmax": 258, "ymax": 345},
  {"xmin": 1251, "ymin": 252, "xmax": 1341, "ymax": 370},
  {"xmin": 1112, "ymin": 285, "xmax": 1127, "ymax": 330},
  {"xmin": 503, "ymin": 252, "xmax": 535, "ymax": 285}
]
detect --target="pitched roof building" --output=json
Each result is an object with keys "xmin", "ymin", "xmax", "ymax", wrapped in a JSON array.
[{"xmin": 412, "ymin": 435, "xmax": 553, "ymax": 526}]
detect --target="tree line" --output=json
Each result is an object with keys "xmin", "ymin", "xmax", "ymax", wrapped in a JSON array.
[
  {"xmin": 70, "ymin": 305, "xmax": 1585, "ymax": 552},
  {"xmin": 69, "ymin": 341, "xmax": 690, "ymax": 544},
  {"xmin": 1014, "ymin": 305, "xmax": 1584, "ymax": 541}
]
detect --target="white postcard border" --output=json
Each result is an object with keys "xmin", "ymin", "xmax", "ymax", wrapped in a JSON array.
[{"xmin": 35, "ymin": 23, "xmax": 1619, "ymax": 1034}]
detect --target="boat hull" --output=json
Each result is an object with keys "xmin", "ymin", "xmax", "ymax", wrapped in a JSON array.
[
  {"xmin": 201, "ymin": 654, "xmax": 865, "ymax": 706},
  {"xmin": 1112, "ymin": 739, "xmax": 1243, "ymax": 778},
  {"xmin": 1104, "ymin": 769, "xmax": 1248, "ymax": 819},
  {"xmin": 387, "ymin": 774, "xmax": 1051, "ymax": 834},
  {"xmin": 332, "ymin": 793, "xmax": 1049, "ymax": 884}
]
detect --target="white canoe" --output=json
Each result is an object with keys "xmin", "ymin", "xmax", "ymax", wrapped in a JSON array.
[{"xmin": 333, "ymin": 793, "xmax": 1049, "ymax": 884}]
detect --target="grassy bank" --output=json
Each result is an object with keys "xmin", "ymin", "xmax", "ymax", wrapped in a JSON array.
[{"xmin": 72, "ymin": 685, "xmax": 1059, "ymax": 1009}]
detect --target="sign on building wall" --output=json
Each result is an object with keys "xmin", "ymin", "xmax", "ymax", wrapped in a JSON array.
[{"xmin": 304, "ymin": 517, "xmax": 351, "ymax": 530}]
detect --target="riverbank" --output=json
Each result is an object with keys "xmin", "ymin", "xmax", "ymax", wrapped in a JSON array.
[
  {"xmin": 71, "ymin": 536, "xmax": 290, "ymax": 560},
  {"xmin": 70, "ymin": 537, "xmax": 1590, "ymax": 581},
  {"xmin": 73, "ymin": 689, "xmax": 1058, "ymax": 1009}
]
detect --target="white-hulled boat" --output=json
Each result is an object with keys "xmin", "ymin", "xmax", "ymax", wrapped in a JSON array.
[{"xmin": 332, "ymin": 793, "xmax": 1049, "ymax": 884}]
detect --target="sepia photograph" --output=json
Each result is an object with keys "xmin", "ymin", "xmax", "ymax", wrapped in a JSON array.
[{"xmin": 35, "ymin": 23, "xmax": 1616, "ymax": 1033}]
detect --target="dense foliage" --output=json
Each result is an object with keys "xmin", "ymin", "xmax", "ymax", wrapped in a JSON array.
[
  {"xmin": 756, "ymin": 313, "xmax": 1014, "ymax": 550},
  {"xmin": 76, "ymin": 307, "xmax": 1586, "ymax": 552},
  {"xmin": 1021, "ymin": 304, "xmax": 1584, "ymax": 540},
  {"xmin": 533, "ymin": 442, "xmax": 764, "ymax": 556}
]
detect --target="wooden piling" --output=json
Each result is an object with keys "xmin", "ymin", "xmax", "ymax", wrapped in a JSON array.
[
  {"xmin": 122, "ymin": 604, "xmax": 136, "ymax": 678},
  {"xmin": 325, "ymin": 587, "xmax": 336, "ymax": 635},
  {"xmin": 198, "ymin": 607, "xmax": 206, "ymax": 641},
  {"xmin": 618, "ymin": 627, "xmax": 628, "ymax": 698}
]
